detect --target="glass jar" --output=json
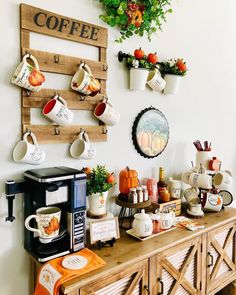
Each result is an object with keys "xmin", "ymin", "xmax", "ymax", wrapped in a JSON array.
[
  {"xmin": 151, "ymin": 209, "xmax": 161, "ymax": 234},
  {"xmin": 141, "ymin": 185, "xmax": 149, "ymax": 202},
  {"xmin": 128, "ymin": 188, "xmax": 137, "ymax": 204},
  {"xmin": 136, "ymin": 187, "xmax": 143, "ymax": 203}
]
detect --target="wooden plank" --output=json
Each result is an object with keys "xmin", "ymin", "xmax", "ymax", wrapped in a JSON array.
[
  {"xmin": 125, "ymin": 270, "xmax": 143, "ymax": 295},
  {"xmin": 23, "ymin": 124, "xmax": 107, "ymax": 143},
  {"xmin": 22, "ymin": 48, "xmax": 108, "ymax": 80},
  {"xmin": 22, "ymin": 107, "xmax": 31, "ymax": 125},
  {"xmin": 20, "ymin": 29, "xmax": 30, "ymax": 50},
  {"xmin": 20, "ymin": 4, "xmax": 108, "ymax": 48},
  {"xmin": 99, "ymin": 47, "xmax": 107, "ymax": 63},
  {"xmin": 22, "ymin": 89, "xmax": 104, "ymax": 111}
]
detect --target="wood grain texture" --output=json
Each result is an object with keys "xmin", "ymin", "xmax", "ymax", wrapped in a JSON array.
[
  {"xmin": 22, "ymin": 89, "xmax": 105, "ymax": 111},
  {"xmin": 22, "ymin": 48, "xmax": 108, "ymax": 80},
  {"xmin": 20, "ymin": 4, "xmax": 108, "ymax": 48},
  {"xmin": 20, "ymin": 4, "xmax": 108, "ymax": 144},
  {"xmin": 23, "ymin": 124, "xmax": 107, "ymax": 143},
  {"xmin": 59, "ymin": 209, "xmax": 236, "ymax": 294}
]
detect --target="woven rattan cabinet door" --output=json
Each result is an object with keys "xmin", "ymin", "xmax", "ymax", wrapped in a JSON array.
[
  {"xmin": 150, "ymin": 236, "xmax": 202, "ymax": 295},
  {"xmin": 79, "ymin": 259, "xmax": 148, "ymax": 295},
  {"xmin": 206, "ymin": 221, "xmax": 236, "ymax": 294}
]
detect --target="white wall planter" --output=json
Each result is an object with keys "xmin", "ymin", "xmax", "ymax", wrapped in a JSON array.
[
  {"xmin": 130, "ymin": 68, "xmax": 149, "ymax": 91},
  {"xmin": 164, "ymin": 74, "xmax": 182, "ymax": 95},
  {"xmin": 88, "ymin": 191, "xmax": 108, "ymax": 216}
]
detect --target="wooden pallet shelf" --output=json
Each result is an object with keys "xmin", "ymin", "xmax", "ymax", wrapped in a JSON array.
[{"xmin": 20, "ymin": 4, "xmax": 108, "ymax": 143}]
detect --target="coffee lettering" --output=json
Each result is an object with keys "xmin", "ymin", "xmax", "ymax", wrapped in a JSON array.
[
  {"xmin": 46, "ymin": 15, "xmax": 59, "ymax": 30},
  {"xmin": 80, "ymin": 24, "xmax": 90, "ymax": 39},
  {"xmin": 69, "ymin": 21, "xmax": 80, "ymax": 35},
  {"xmin": 90, "ymin": 27, "xmax": 99, "ymax": 41},
  {"xmin": 58, "ymin": 18, "xmax": 70, "ymax": 32},
  {"xmin": 33, "ymin": 11, "xmax": 100, "ymax": 42},
  {"xmin": 34, "ymin": 12, "xmax": 47, "ymax": 27}
]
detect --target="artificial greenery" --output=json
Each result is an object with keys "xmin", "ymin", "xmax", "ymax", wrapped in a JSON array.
[
  {"xmin": 126, "ymin": 54, "xmax": 157, "ymax": 70},
  {"xmin": 86, "ymin": 165, "xmax": 114, "ymax": 195},
  {"xmin": 159, "ymin": 59, "xmax": 187, "ymax": 76},
  {"xmin": 98, "ymin": 0, "xmax": 173, "ymax": 42}
]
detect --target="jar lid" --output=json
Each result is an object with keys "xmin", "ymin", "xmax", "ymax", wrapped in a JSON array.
[
  {"xmin": 136, "ymin": 187, "xmax": 142, "ymax": 191},
  {"xmin": 141, "ymin": 185, "xmax": 147, "ymax": 189},
  {"xmin": 130, "ymin": 188, "xmax": 136, "ymax": 192},
  {"xmin": 134, "ymin": 209, "xmax": 150, "ymax": 220}
]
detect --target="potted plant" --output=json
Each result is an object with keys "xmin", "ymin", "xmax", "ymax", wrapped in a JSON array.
[
  {"xmin": 85, "ymin": 165, "xmax": 115, "ymax": 217},
  {"xmin": 159, "ymin": 58, "xmax": 187, "ymax": 94},
  {"xmin": 98, "ymin": 0, "xmax": 173, "ymax": 42},
  {"xmin": 118, "ymin": 48, "xmax": 159, "ymax": 90}
]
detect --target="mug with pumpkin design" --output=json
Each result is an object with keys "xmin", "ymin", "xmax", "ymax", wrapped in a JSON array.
[
  {"xmin": 24, "ymin": 206, "xmax": 61, "ymax": 243},
  {"xmin": 71, "ymin": 63, "xmax": 101, "ymax": 96},
  {"xmin": 11, "ymin": 54, "xmax": 45, "ymax": 92}
]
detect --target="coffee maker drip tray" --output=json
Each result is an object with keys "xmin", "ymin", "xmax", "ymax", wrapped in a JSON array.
[{"xmin": 32, "ymin": 232, "xmax": 70, "ymax": 262}]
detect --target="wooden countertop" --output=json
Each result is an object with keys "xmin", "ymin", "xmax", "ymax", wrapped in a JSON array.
[{"xmin": 61, "ymin": 208, "xmax": 236, "ymax": 294}]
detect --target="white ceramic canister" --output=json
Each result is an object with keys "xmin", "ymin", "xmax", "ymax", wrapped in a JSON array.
[{"xmin": 132, "ymin": 209, "xmax": 153, "ymax": 237}]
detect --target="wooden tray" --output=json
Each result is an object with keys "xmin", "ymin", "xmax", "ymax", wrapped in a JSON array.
[
  {"xmin": 115, "ymin": 196, "xmax": 151, "ymax": 209},
  {"xmin": 126, "ymin": 226, "xmax": 176, "ymax": 241}
]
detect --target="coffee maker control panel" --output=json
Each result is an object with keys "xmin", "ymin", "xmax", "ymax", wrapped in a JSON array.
[{"xmin": 69, "ymin": 210, "xmax": 86, "ymax": 252}]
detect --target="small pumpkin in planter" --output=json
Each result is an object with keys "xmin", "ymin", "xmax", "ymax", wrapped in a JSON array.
[{"xmin": 119, "ymin": 166, "xmax": 139, "ymax": 195}]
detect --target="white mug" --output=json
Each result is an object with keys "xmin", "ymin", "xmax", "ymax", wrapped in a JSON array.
[
  {"xmin": 42, "ymin": 95, "xmax": 74, "ymax": 126},
  {"xmin": 201, "ymin": 192, "xmax": 222, "ymax": 212},
  {"xmin": 196, "ymin": 151, "xmax": 212, "ymax": 170},
  {"xmin": 168, "ymin": 179, "xmax": 181, "ymax": 198},
  {"xmin": 25, "ymin": 206, "xmax": 61, "ymax": 243},
  {"xmin": 13, "ymin": 131, "xmax": 45, "ymax": 165},
  {"xmin": 11, "ymin": 54, "xmax": 45, "ymax": 92},
  {"xmin": 70, "ymin": 131, "xmax": 96, "ymax": 159},
  {"xmin": 160, "ymin": 211, "xmax": 175, "ymax": 230},
  {"xmin": 189, "ymin": 172, "xmax": 212, "ymax": 189},
  {"xmin": 213, "ymin": 170, "xmax": 232, "ymax": 190},
  {"xmin": 182, "ymin": 172, "xmax": 191, "ymax": 185},
  {"xmin": 94, "ymin": 99, "xmax": 120, "ymax": 126},
  {"xmin": 147, "ymin": 69, "xmax": 166, "ymax": 92},
  {"xmin": 71, "ymin": 63, "xmax": 100, "ymax": 96},
  {"xmin": 184, "ymin": 187, "xmax": 199, "ymax": 204}
]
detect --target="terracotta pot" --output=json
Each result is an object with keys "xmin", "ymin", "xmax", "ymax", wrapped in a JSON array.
[{"xmin": 88, "ymin": 191, "xmax": 108, "ymax": 216}]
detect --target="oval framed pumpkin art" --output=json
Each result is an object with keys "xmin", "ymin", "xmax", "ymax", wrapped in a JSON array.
[{"xmin": 132, "ymin": 107, "xmax": 169, "ymax": 158}]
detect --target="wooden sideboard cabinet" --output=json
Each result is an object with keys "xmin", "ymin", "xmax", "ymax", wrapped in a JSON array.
[{"xmin": 33, "ymin": 208, "xmax": 236, "ymax": 295}]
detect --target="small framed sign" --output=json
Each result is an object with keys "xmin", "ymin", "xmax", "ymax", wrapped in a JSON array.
[{"xmin": 89, "ymin": 217, "xmax": 120, "ymax": 244}]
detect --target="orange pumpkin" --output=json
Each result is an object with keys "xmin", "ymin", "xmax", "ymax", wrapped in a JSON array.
[{"xmin": 119, "ymin": 166, "xmax": 139, "ymax": 195}]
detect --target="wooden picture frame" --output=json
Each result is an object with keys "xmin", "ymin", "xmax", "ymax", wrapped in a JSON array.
[{"xmin": 89, "ymin": 217, "xmax": 120, "ymax": 244}]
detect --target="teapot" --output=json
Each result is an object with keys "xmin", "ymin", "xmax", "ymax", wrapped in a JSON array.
[{"xmin": 133, "ymin": 209, "xmax": 153, "ymax": 237}]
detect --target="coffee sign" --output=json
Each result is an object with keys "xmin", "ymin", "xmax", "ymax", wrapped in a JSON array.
[
  {"xmin": 90, "ymin": 217, "xmax": 120, "ymax": 244},
  {"xmin": 20, "ymin": 4, "xmax": 108, "ymax": 48}
]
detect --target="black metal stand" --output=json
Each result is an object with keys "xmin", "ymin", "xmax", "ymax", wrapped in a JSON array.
[{"xmin": 97, "ymin": 237, "xmax": 116, "ymax": 250}]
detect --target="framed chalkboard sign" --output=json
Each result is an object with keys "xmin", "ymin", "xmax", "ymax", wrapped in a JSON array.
[{"xmin": 132, "ymin": 106, "xmax": 169, "ymax": 158}]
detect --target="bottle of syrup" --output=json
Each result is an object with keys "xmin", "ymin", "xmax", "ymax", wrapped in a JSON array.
[{"xmin": 158, "ymin": 167, "xmax": 168, "ymax": 202}]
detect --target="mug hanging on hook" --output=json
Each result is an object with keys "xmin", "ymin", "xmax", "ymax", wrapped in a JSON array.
[{"xmin": 94, "ymin": 98, "xmax": 120, "ymax": 126}]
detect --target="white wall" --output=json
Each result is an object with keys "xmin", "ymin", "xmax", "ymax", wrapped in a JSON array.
[{"xmin": 0, "ymin": 0, "xmax": 236, "ymax": 294}]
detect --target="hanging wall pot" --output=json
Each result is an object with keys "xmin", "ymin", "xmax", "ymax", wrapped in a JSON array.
[
  {"xmin": 132, "ymin": 106, "xmax": 169, "ymax": 158},
  {"xmin": 130, "ymin": 68, "xmax": 149, "ymax": 91}
]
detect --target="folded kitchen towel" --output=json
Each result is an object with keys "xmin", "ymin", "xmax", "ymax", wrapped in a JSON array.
[{"xmin": 34, "ymin": 248, "xmax": 106, "ymax": 295}]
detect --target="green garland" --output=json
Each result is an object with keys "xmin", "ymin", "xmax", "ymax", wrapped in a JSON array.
[{"xmin": 98, "ymin": 0, "xmax": 173, "ymax": 42}]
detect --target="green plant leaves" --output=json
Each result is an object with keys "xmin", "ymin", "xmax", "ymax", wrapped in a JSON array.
[{"xmin": 97, "ymin": 0, "xmax": 173, "ymax": 42}]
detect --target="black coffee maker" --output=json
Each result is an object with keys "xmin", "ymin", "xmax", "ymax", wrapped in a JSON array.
[{"xmin": 5, "ymin": 166, "xmax": 87, "ymax": 262}]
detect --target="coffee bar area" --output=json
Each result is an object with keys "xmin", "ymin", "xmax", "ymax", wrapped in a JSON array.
[{"xmin": 2, "ymin": 1, "xmax": 236, "ymax": 295}]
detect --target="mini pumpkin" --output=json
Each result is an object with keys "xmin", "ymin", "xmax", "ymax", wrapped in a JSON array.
[{"xmin": 119, "ymin": 166, "xmax": 139, "ymax": 195}]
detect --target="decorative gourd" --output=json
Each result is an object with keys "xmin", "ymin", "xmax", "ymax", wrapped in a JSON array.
[{"xmin": 119, "ymin": 166, "xmax": 139, "ymax": 195}]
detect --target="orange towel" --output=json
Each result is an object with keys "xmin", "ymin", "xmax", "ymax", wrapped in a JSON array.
[{"xmin": 34, "ymin": 248, "xmax": 106, "ymax": 295}]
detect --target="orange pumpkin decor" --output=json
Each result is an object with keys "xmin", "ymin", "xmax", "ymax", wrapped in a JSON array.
[{"xmin": 119, "ymin": 166, "xmax": 139, "ymax": 195}]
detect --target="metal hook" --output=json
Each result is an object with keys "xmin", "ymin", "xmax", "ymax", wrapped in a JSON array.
[
  {"xmin": 80, "ymin": 128, "xmax": 84, "ymax": 134},
  {"xmin": 80, "ymin": 95, "xmax": 85, "ymax": 101},
  {"xmin": 102, "ymin": 127, "xmax": 108, "ymax": 134},
  {"xmin": 53, "ymin": 92, "xmax": 59, "ymax": 98},
  {"xmin": 25, "ymin": 51, "xmax": 31, "ymax": 58},
  {"xmin": 79, "ymin": 61, "xmax": 85, "ymax": 67},
  {"xmin": 54, "ymin": 127, "xmax": 60, "ymax": 135},
  {"xmin": 54, "ymin": 55, "xmax": 59, "ymax": 63},
  {"xmin": 26, "ymin": 128, "xmax": 31, "ymax": 135},
  {"xmin": 26, "ymin": 90, "xmax": 32, "ymax": 97},
  {"xmin": 103, "ymin": 64, "xmax": 108, "ymax": 71},
  {"xmin": 103, "ymin": 96, "xmax": 108, "ymax": 103}
]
